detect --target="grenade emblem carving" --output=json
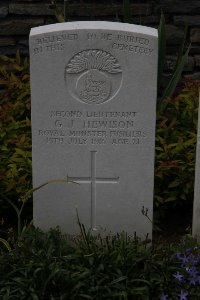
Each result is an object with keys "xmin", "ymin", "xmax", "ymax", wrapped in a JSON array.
[{"xmin": 65, "ymin": 49, "xmax": 122, "ymax": 104}]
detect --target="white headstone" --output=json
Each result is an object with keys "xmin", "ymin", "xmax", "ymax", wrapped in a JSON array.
[
  {"xmin": 30, "ymin": 21, "xmax": 158, "ymax": 239},
  {"xmin": 193, "ymin": 92, "xmax": 200, "ymax": 240}
]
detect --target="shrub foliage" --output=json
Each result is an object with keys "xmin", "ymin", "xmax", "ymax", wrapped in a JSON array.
[
  {"xmin": 0, "ymin": 53, "xmax": 31, "ymax": 213},
  {"xmin": 155, "ymin": 80, "xmax": 200, "ymax": 211},
  {"xmin": 0, "ymin": 227, "xmax": 200, "ymax": 299}
]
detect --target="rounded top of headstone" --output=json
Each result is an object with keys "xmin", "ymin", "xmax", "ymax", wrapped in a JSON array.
[{"xmin": 30, "ymin": 21, "xmax": 158, "ymax": 37}]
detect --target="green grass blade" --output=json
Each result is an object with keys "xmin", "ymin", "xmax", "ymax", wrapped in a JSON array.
[
  {"xmin": 110, "ymin": 276, "xmax": 127, "ymax": 285},
  {"xmin": 160, "ymin": 45, "xmax": 190, "ymax": 102},
  {"xmin": 20, "ymin": 177, "xmax": 75, "ymax": 203},
  {"xmin": 157, "ymin": 13, "xmax": 166, "ymax": 91},
  {"xmin": 0, "ymin": 238, "xmax": 12, "ymax": 252},
  {"xmin": 64, "ymin": 0, "xmax": 68, "ymax": 22},
  {"xmin": 123, "ymin": 0, "xmax": 132, "ymax": 23},
  {"xmin": 175, "ymin": 21, "xmax": 188, "ymax": 68},
  {"xmin": 1, "ymin": 194, "xmax": 20, "ymax": 215}
]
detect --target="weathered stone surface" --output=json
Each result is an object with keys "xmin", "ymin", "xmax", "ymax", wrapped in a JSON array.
[
  {"xmin": 0, "ymin": 2, "xmax": 9, "ymax": 18},
  {"xmin": 155, "ymin": 1, "xmax": 200, "ymax": 14},
  {"xmin": 174, "ymin": 16, "xmax": 200, "ymax": 26},
  {"xmin": 0, "ymin": 18, "xmax": 44, "ymax": 35},
  {"xmin": 166, "ymin": 25, "xmax": 184, "ymax": 45},
  {"xmin": 191, "ymin": 28, "xmax": 200, "ymax": 43},
  {"xmin": 0, "ymin": 37, "xmax": 15, "ymax": 46},
  {"xmin": 164, "ymin": 55, "xmax": 194, "ymax": 72},
  {"xmin": 30, "ymin": 21, "xmax": 158, "ymax": 238}
]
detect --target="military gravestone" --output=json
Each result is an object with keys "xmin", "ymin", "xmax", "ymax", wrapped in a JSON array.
[
  {"xmin": 193, "ymin": 93, "xmax": 200, "ymax": 241},
  {"xmin": 30, "ymin": 22, "xmax": 158, "ymax": 238}
]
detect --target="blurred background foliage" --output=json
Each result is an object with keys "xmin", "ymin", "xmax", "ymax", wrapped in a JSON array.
[
  {"xmin": 0, "ymin": 52, "xmax": 32, "ymax": 222},
  {"xmin": 154, "ymin": 79, "xmax": 200, "ymax": 226}
]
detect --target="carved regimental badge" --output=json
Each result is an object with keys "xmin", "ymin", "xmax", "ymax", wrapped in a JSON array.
[{"xmin": 65, "ymin": 49, "xmax": 122, "ymax": 104}]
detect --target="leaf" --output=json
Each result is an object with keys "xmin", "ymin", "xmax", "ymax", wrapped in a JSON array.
[
  {"xmin": 168, "ymin": 143, "xmax": 178, "ymax": 149},
  {"xmin": 160, "ymin": 45, "xmax": 191, "ymax": 102},
  {"xmin": 78, "ymin": 295, "xmax": 93, "ymax": 299},
  {"xmin": 112, "ymin": 291, "xmax": 127, "ymax": 297},
  {"xmin": 0, "ymin": 54, "xmax": 14, "ymax": 63},
  {"xmin": 17, "ymin": 90, "xmax": 30, "ymax": 101},
  {"xmin": 16, "ymin": 50, "xmax": 21, "ymax": 65},
  {"xmin": 110, "ymin": 276, "xmax": 127, "ymax": 285},
  {"xmin": 168, "ymin": 180, "xmax": 180, "ymax": 188},
  {"xmin": 0, "ymin": 238, "xmax": 12, "ymax": 252},
  {"xmin": 56, "ymin": 12, "xmax": 64, "ymax": 23},
  {"xmin": 20, "ymin": 178, "xmax": 75, "ymax": 203},
  {"xmin": 64, "ymin": 0, "xmax": 69, "ymax": 22},
  {"xmin": 155, "ymin": 146, "xmax": 165, "ymax": 151},
  {"xmin": 131, "ymin": 286, "xmax": 149, "ymax": 296},
  {"xmin": 42, "ymin": 268, "xmax": 60, "ymax": 296},
  {"xmin": 22, "ymin": 74, "xmax": 29, "ymax": 81},
  {"xmin": 0, "ymin": 79, "xmax": 8, "ymax": 85},
  {"xmin": 14, "ymin": 148, "xmax": 26, "ymax": 156},
  {"xmin": 165, "ymin": 196, "xmax": 177, "ymax": 202},
  {"xmin": 157, "ymin": 12, "xmax": 166, "ymax": 91},
  {"xmin": 23, "ymin": 57, "xmax": 28, "ymax": 69},
  {"xmin": 10, "ymin": 72, "xmax": 19, "ymax": 83},
  {"xmin": 19, "ymin": 134, "xmax": 26, "ymax": 144},
  {"xmin": 175, "ymin": 21, "xmax": 189, "ymax": 67},
  {"xmin": 2, "ymin": 194, "xmax": 20, "ymax": 215},
  {"xmin": 123, "ymin": 0, "xmax": 132, "ymax": 23},
  {"xmin": 13, "ymin": 64, "xmax": 23, "ymax": 71},
  {"xmin": 131, "ymin": 279, "xmax": 151, "ymax": 286}
]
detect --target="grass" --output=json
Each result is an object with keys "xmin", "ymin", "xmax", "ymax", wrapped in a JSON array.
[{"xmin": 0, "ymin": 225, "xmax": 200, "ymax": 300}]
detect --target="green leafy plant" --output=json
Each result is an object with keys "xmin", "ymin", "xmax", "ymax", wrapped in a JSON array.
[
  {"xmin": 1, "ymin": 226, "xmax": 200, "ymax": 299},
  {"xmin": 0, "ymin": 178, "xmax": 76, "ymax": 257},
  {"xmin": 121, "ymin": 2, "xmax": 190, "ymax": 104},
  {"xmin": 4, "ymin": 179, "xmax": 74, "ymax": 238},
  {"xmin": 157, "ymin": 13, "xmax": 190, "ymax": 105},
  {"xmin": 122, "ymin": 6, "xmax": 190, "ymax": 104},
  {"xmin": 123, "ymin": 0, "xmax": 131, "ymax": 23},
  {"xmin": 155, "ymin": 80, "xmax": 200, "ymax": 213},
  {"xmin": 0, "ymin": 51, "xmax": 31, "ymax": 210},
  {"xmin": 0, "ymin": 52, "xmax": 77, "ymax": 240},
  {"xmin": 0, "ymin": 237, "xmax": 11, "ymax": 253},
  {"xmin": 50, "ymin": 0, "xmax": 65, "ymax": 22}
]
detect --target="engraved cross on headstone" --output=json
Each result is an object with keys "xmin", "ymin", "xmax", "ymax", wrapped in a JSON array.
[{"xmin": 68, "ymin": 151, "xmax": 119, "ymax": 230}]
